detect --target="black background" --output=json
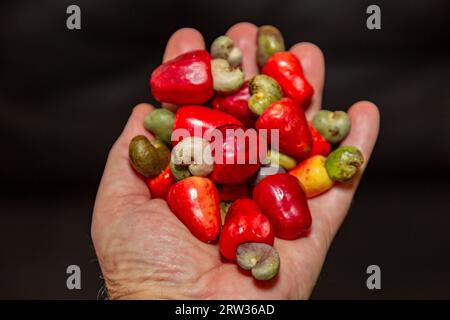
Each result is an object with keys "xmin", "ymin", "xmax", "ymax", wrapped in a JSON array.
[{"xmin": 0, "ymin": 0, "xmax": 449, "ymax": 299}]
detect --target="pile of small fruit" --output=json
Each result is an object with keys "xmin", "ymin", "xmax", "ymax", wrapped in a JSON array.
[{"xmin": 128, "ymin": 26, "xmax": 364, "ymax": 281}]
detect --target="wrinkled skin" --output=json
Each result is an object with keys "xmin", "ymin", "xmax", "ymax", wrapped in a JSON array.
[{"xmin": 92, "ymin": 23, "xmax": 380, "ymax": 299}]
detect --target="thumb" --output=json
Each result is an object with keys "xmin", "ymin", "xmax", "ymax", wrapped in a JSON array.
[{"xmin": 94, "ymin": 103, "xmax": 155, "ymax": 216}]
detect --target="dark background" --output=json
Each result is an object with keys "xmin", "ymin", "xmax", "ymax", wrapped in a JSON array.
[{"xmin": 0, "ymin": 0, "xmax": 449, "ymax": 299}]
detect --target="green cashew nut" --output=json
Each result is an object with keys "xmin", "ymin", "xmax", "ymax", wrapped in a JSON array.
[
  {"xmin": 267, "ymin": 149, "xmax": 297, "ymax": 170},
  {"xmin": 236, "ymin": 242, "xmax": 280, "ymax": 281},
  {"xmin": 144, "ymin": 108, "xmax": 175, "ymax": 145},
  {"xmin": 170, "ymin": 161, "xmax": 192, "ymax": 181},
  {"xmin": 129, "ymin": 135, "xmax": 166, "ymax": 177},
  {"xmin": 325, "ymin": 146, "xmax": 364, "ymax": 182},
  {"xmin": 171, "ymin": 137, "xmax": 214, "ymax": 177},
  {"xmin": 257, "ymin": 25, "xmax": 285, "ymax": 67},
  {"xmin": 211, "ymin": 35, "xmax": 243, "ymax": 68},
  {"xmin": 211, "ymin": 59, "xmax": 245, "ymax": 94},
  {"xmin": 312, "ymin": 110, "xmax": 351, "ymax": 144},
  {"xmin": 248, "ymin": 75, "xmax": 282, "ymax": 115}
]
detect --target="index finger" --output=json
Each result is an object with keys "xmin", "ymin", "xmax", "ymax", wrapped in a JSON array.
[{"xmin": 162, "ymin": 28, "xmax": 206, "ymax": 112}]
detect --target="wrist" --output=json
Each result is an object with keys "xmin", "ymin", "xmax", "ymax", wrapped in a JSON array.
[{"xmin": 103, "ymin": 274, "xmax": 195, "ymax": 300}]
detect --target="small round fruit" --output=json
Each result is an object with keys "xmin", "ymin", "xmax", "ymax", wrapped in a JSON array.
[
  {"xmin": 144, "ymin": 109, "xmax": 175, "ymax": 144},
  {"xmin": 256, "ymin": 25, "xmax": 285, "ymax": 67},
  {"xmin": 312, "ymin": 110, "xmax": 351, "ymax": 144}
]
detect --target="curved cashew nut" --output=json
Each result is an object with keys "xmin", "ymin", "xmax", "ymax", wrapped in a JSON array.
[
  {"xmin": 211, "ymin": 35, "xmax": 243, "ymax": 68},
  {"xmin": 211, "ymin": 59, "xmax": 245, "ymax": 94},
  {"xmin": 325, "ymin": 146, "xmax": 364, "ymax": 182},
  {"xmin": 236, "ymin": 242, "xmax": 280, "ymax": 281},
  {"xmin": 248, "ymin": 74, "xmax": 282, "ymax": 115},
  {"xmin": 172, "ymin": 137, "xmax": 214, "ymax": 177}
]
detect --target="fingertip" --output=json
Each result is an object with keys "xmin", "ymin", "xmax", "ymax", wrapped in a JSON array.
[
  {"xmin": 163, "ymin": 28, "xmax": 205, "ymax": 62},
  {"xmin": 341, "ymin": 100, "xmax": 380, "ymax": 163},
  {"xmin": 348, "ymin": 100, "xmax": 380, "ymax": 123},
  {"xmin": 226, "ymin": 22, "xmax": 259, "ymax": 80},
  {"xmin": 347, "ymin": 100, "xmax": 380, "ymax": 139},
  {"xmin": 131, "ymin": 103, "xmax": 154, "ymax": 118},
  {"xmin": 289, "ymin": 41, "xmax": 324, "ymax": 61},
  {"xmin": 290, "ymin": 42, "xmax": 325, "ymax": 73},
  {"xmin": 116, "ymin": 103, "xmax": 154, "ymax": 147},
  {"xmin": 226, "ymin": 22, "xmax": 258, "ymax": 37}
]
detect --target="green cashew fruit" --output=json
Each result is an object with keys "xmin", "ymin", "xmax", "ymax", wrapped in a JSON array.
[
  {"xmin": 257, "ymin": 25, "xmax": 285, "ymax": 67},
  {"xmin": 144, "ymin": 109, "xmax": 175, "ymax": 144},
  {"xmin": 248, "ymin": 75, "xmax": 282, "ymax": 115},
  {"xmin": 312, "ymin": 110, "xmax": 351, "ymax": 144},
  {"xmin": 325, "ymin": 146, "xmax": 364, "ymax": 182}
]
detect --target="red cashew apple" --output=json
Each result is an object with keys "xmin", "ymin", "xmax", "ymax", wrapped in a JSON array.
[
  {"xmin": 256, "ymin": 98, "xmax": 312, "ymax": 159},
  {"xmin": 262, "ymin": 51, "xmax": 314, "ymax": 108},
  {"xmin": 209, "ymin": 124, "xmax": 263, "ymax": 185},
  {"xmin": 172, "ymin": 106, "xmax": 243, "ymax": 146},
  {"xmin": 167, "ymin": 176, "xmax": 221, "ymax": 243},
  {"xmin": 150, "ymin": 50, "xmax": 213, "ymax": 105},
  {"xmin": 220, "ymin": 199, "xmax": 274, "ymax": 261},
  {"xmin": 253, "ymin": 173, "xmax": 311, "ymax": 240},
  {"xmin": 218, "ymin": 183, "xmax": 250, "ymax": 202},
  {"xmin": 306, "ymin": 122, "xmax": 331, "ymax": 158},
  {"xmin": 212, "ymin": 82, "xmax": 255, "ymax": 128},
  {"xmin": 146, "ymin": 164, "xmax": 174, "ymax": 200}
]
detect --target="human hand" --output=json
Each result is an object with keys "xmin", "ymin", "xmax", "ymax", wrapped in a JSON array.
[{"xmin": 91, "ymin": 22, "xmax": 380, "ymax": 299}]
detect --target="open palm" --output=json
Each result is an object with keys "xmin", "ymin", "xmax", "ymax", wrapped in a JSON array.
[{"xmin": 91, "ymin": 23, "xmax": 380, "ymax": 299}]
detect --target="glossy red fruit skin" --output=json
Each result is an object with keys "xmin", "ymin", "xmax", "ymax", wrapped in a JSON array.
[
  {"xmin": 306, "ymin": 122, "xmax": 331, "ymax": 158},
  {"xmin": 212, "ymin": 82, "xmax": 255, "ymax": 128},
  {"xmin": 253, "ymin": 173, "xmax": 311, "ymax": 240},
  {"xmin": 262, "ymin": 51, "xmax": 314, "ymax": 108},
  {"xmin": 172, "ymin": 106, "xmax": 243, "ymax": 146},
  {"xmin": 218, "ymin": 183, "xmax": 250, "ymax": 202},
  {"xmin": 150, "ymin": 50, "xmax": 213, "ymax": 105},
  {"xmin": 146, "ymin": 164, "xmax": 174, "ymax": 200},
  {"xmin": 220, "ymin": 199, "xmax": 274, "ymax": 261},
  {"xmin": 256, "ymin": 98, "xmax": 312, "ymax": 159},
  {"xmin": 209, "ymin": 124, "xmax": 262, "ymax": 185},
  {"xmin": 167, "ymin": 176, "xmax": 221, "ymax": 243}
]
